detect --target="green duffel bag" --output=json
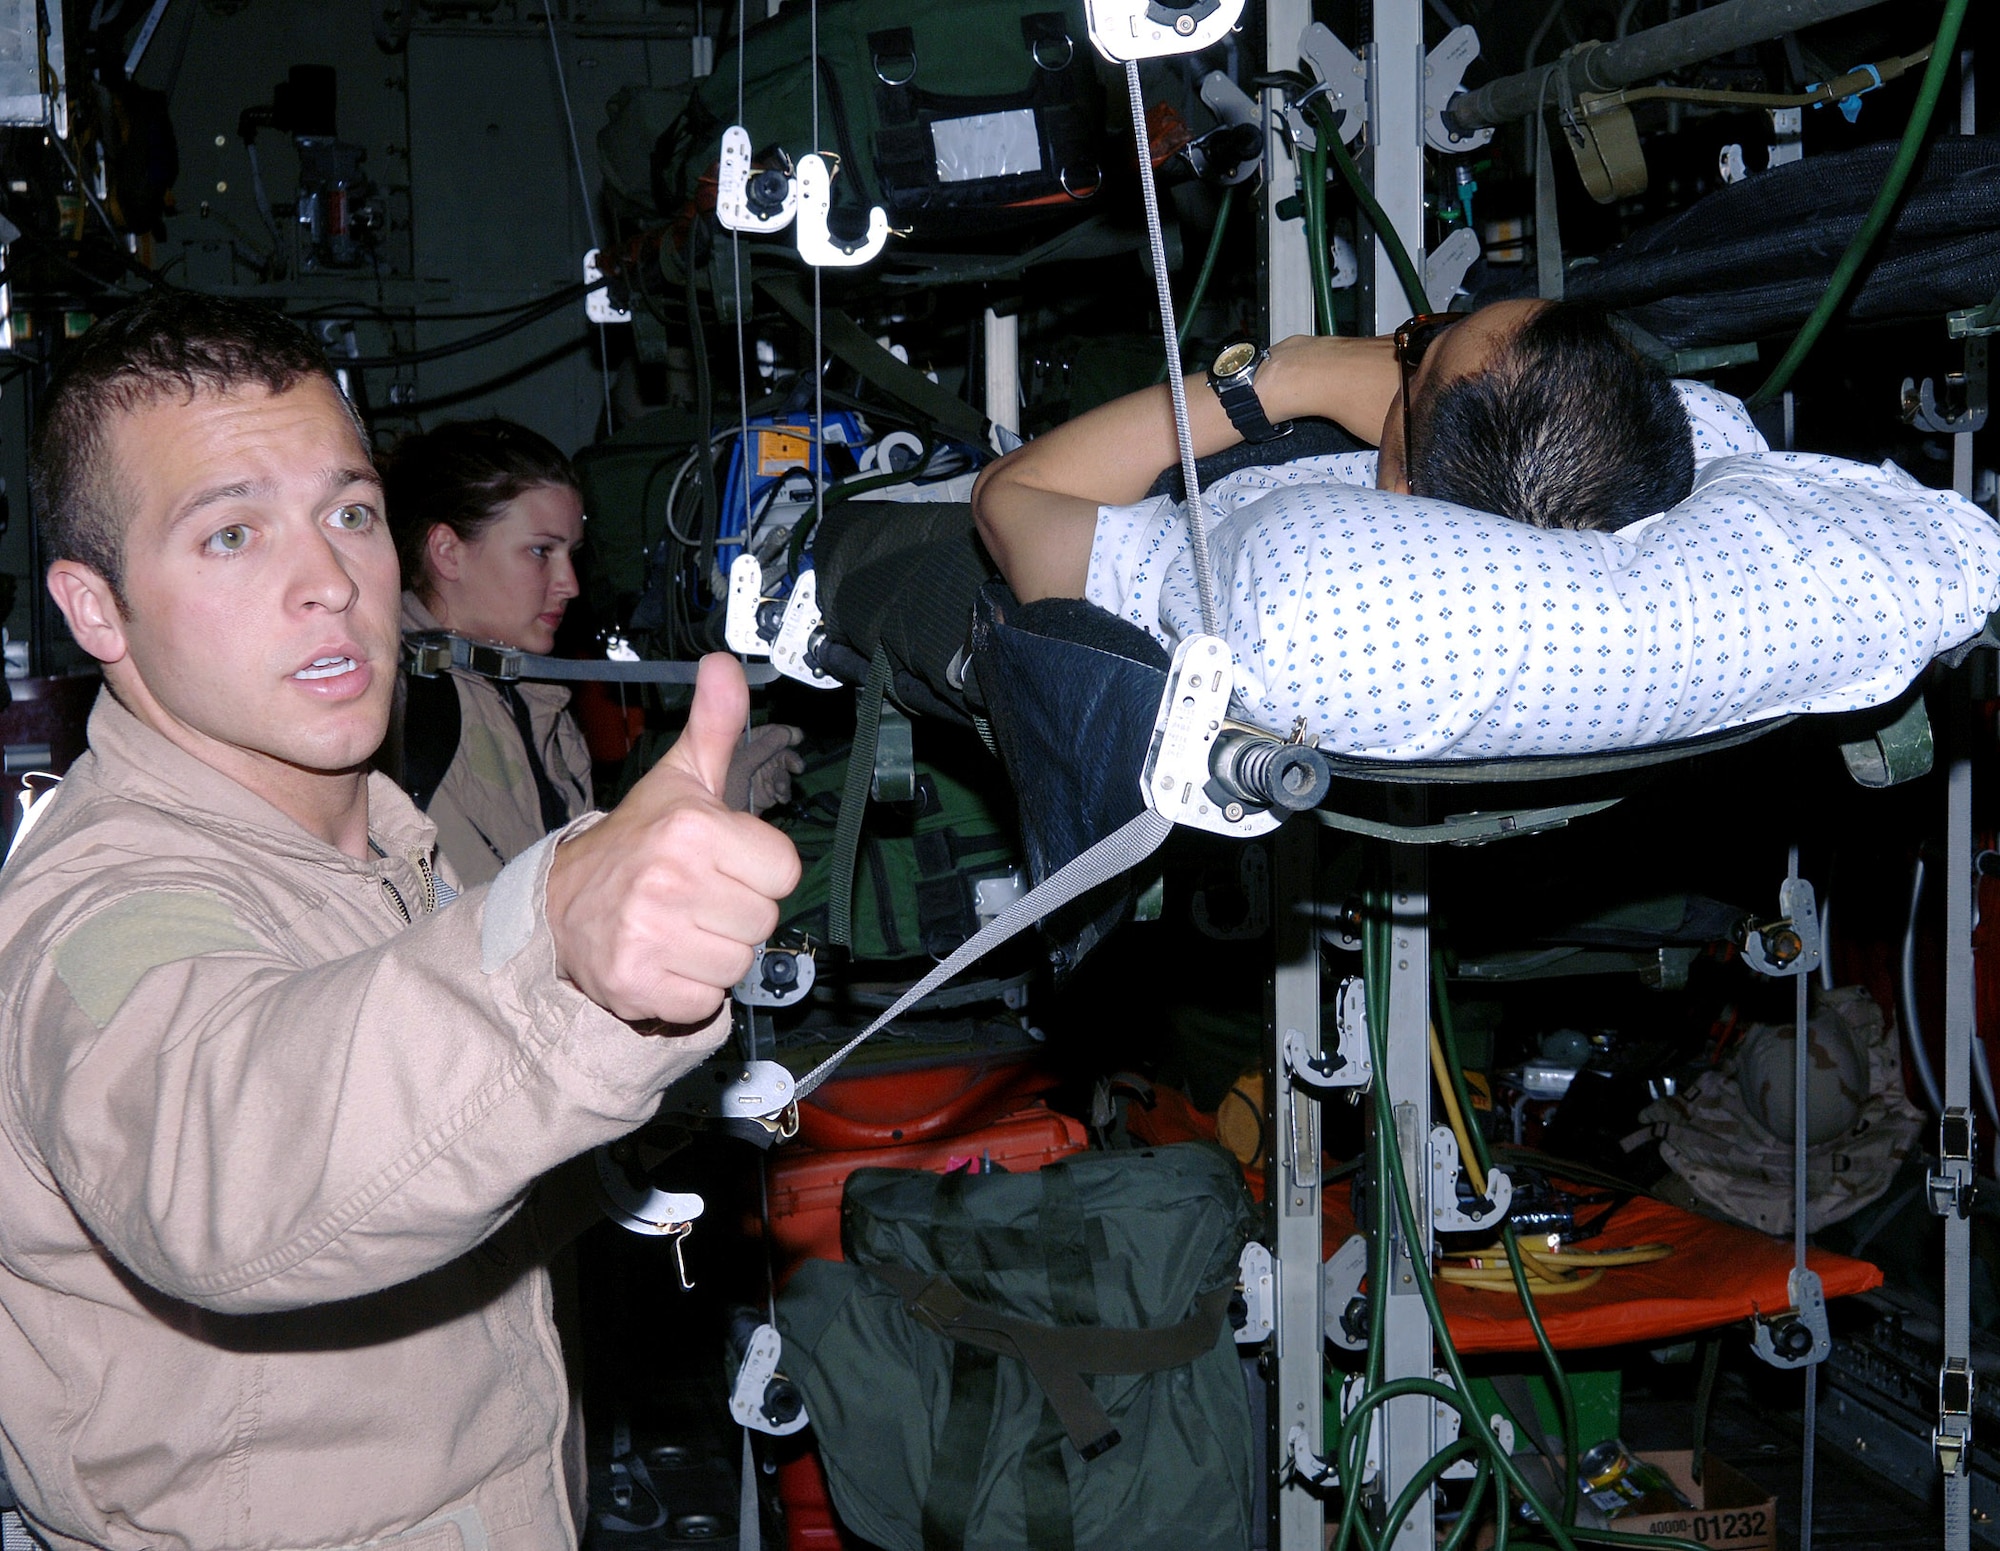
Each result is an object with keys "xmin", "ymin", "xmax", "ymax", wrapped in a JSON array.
[{"xmin": 776, "ymin": 1144, "xmax": 1258, "ymax": 1551}]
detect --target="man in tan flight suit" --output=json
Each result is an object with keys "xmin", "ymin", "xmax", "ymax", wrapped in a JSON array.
[{"xmin": 0, "ymin": 294, "xmax": 800, "ymax": 1551}]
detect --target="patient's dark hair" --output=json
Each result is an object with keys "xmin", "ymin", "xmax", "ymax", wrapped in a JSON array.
[
  {"xmin": 32, "ymin": 291, "xmax": 346, "ymax": 606},
  {"xmin": 1409, "ymin": 302, "xmax": 1694, "ymax": 532},
  {"xmin": 382, "ymin": 418, "xmax": 578, "ymax": 602}
]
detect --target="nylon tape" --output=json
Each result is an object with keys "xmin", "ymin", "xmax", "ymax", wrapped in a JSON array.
[{"xmin": 792, "ymin": 808, "xmax": 1175, "ymax": 1100}]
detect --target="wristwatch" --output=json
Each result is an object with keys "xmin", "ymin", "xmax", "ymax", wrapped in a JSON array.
[{"xmin": 1206, "ymin": 339, "xmax": 1290, "ymax": 444}]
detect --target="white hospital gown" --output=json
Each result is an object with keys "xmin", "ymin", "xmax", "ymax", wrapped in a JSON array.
[{"xmin": 1084, "ymin": 383, "xmax": 2000, "ymax": 759}]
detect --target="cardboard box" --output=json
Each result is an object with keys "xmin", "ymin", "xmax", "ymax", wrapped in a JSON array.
[{"xmin": 1605, "ymin": 1450, "xmax": 1778, "ymax": 1551}]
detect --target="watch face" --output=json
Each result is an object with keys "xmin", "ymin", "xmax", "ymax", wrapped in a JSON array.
[{"xmin": 1212, "ymin": 340, "xmax": 1258, "ymax": 378}]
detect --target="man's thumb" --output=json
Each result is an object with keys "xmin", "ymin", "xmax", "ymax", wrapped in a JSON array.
[{"xmin": 664, "ymin": 654, "xmax": 750, "ymax": 796}]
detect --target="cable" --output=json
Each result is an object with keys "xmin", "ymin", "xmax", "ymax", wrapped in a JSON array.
[
  {"xmin": 1124, "ymin": 59, "xmax": 1219, "ymax": 638},
  {"xmin": 1901, "ymin": 855, "xmax": 1946, "ymax": 1113},
  {"xmin": 543, "ymin": 2, "xmax": 615, "ymax": 431},
  {"xmin": 1746, "ymin": 0, "xmax": 1971, "ymax": 408},
  {"xmin": 337, "ymin": 280, "xmax": 599, "ymax": 368}
]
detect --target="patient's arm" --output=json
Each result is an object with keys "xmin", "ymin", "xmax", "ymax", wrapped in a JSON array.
[{"xmin": 972, "ymin": 333, "xmax": 1399, "ymax": 602}]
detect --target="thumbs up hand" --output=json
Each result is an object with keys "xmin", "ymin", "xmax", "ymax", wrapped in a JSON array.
[{"xmin": 544, "ymin": 655, "xmax": 802, "ymax": 1028}]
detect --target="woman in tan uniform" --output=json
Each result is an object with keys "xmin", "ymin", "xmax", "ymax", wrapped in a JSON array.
[
  {"xmin": 385, "ymin": 419, "xmax": 598, "ymax": 886},
  {"xmin": 385, "ymin": 418, "xmax": 804, "ymax": 886}
]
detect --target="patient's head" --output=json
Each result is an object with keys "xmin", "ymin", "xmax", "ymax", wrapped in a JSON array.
[{"xmin": 1393, "ymin": 299, "xmax": 1695, "ymax": 532}]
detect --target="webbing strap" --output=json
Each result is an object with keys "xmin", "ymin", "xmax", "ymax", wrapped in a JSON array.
[
  {"xmin": 1039, "ymin": 1165, "xmax": 1100, "ymax": 1329},
  {"xmin": 921, "ymin": 1346, "xmax": 1000, "ymax": 1551},
  {"xmin": 403, "ymin": 631, "xmax": 780, "ymax": 686},
  {"xmin": 759, "ymin": 274, "xmax": 993, "ymax": 448},
  {"xmin": 739, "ymin": 1429, "xmax": 760, "ymax": 1551},
  {"xmin": 873, "ymin": 1265, "xmax": 1233, "ymax": 1457},
  {"xmin": 1787, "ymin": 849, "xmax": 1817, "ymax": 1551},
  {"xmin": 827, "ymin": 648, "xmax": 893, "ymax": 950},
  {"xmin": 1021, "ymin": 1400, "xmax": 1076, "ymax": 1551},
  {"xmin": 1945, "ymin": 747, "xmax": 1976, "ymax": 1551},
  {"xmin": 791, "ymin": 807, "xmax": 1176, "ymax": 1101}
]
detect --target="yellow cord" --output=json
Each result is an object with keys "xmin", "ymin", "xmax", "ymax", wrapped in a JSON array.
[{"xmin": 1428, "ymin": 1022, "xmax": 1487, "ymax": 1196}]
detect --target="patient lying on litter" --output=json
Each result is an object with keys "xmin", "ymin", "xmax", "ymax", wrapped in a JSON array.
[{"xmin": 969, "ymin": 299, "xmax": 2000, "ymax": 761}]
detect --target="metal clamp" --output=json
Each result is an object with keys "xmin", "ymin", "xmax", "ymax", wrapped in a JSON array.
[
  {"xmin": 1429, "ymin": 1125, "xmax": 1511, "ymax": 1233},
  {"xmin": 1929, "ymin": 1106, "xmax": 1977, "ymax": 1219},
  {"xmin": 769, "ymin": 570, "xmax": 840, "ymax": 689},
  {"xmin": 1737, "ymin": 875, "xmax": 1823, "ymax": 979},
  {"xmin": 659, "ymin": 1058, "xmax": 798, "ymax": 1124},
  {"xmin": 716, "ymin": 126, "xmax": 797, "ymax": 234},
  {"xmin": 592, "ymin": 1145, "xmax": 704, "ymax": 1287},
  {"xmin": 1749, "ymin": 1266, "xmax": 1832, "ymax": 1369},
  {"xmin": 1323, "ymin": 1232, "xmax": 1370, "ymax": 1352},
  {"xmin": 728, "ymin": 1323, "xmax": 811, "ymax": 1436},
  {"xmin": 1292, "ymin": 24, "xmax": 1365, "ymax": 149},
  {"xmin": 1083, "ymin": 0, "xmax": 1245, "ymax": 64},
  {"xmin": 733, "ymin": 944, "xmax": 817, "ymax": 1008},
  {"xmin": 1936, "ymin": 1357, "xmax": 1976, "ymax": 1476},
  {"xmin": 1141, "ymin": 636, "xmax": 1284, "ymax": 840},
  {"xmin": 724, "ymin": 553, "xmax": 783, "ymax": 657},
  {"xmin": 1235, "ymin": 1242, "xmax": 1275, "ymax": 1345},
  {"xmin": 584, "ymin": 249, "xmax": 630, "ymax": 324},
  {"xmin": 795, "ymin": 153, "xmax": 889, "ymax": 268},
  {"xmin": 1422, "ymin": 26, "xmax": 1495, "ymax": 153},
  {"xmin": 1902, "ymin": 334, "xmax": 1989, "ymax": 435},
  {"xmin": 1283, "ymin": 978, "xmax": 1372, "ymax": 1095}
]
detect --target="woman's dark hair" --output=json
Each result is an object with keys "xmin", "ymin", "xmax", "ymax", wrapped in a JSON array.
[
  {"xmin": 1411, "ymin": 301, "xmax": 1695, "ymax": 532},
  {"xmin": 382, "ymin": 418, "xmax": 579, "ymax": 598}
]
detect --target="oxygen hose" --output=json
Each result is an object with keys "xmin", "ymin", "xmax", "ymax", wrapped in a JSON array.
[
  {"xmin": 1747, "ymin": 0, "xmax": 1970, "ymax": 408},
  {"xmin": 1345, "ymin": 906, "xmax": 1711, "ymax": 1551},
  {"xmin": 1310, "ymin": 103, "xmax": 1433, "ymax": 317},
  {"xmin": 1157, "ymin": 184, "xmax": 1239, "ymax": 382}
]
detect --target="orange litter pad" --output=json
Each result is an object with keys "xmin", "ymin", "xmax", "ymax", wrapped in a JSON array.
[{"xmin": 1323, "ymin": 1182, "xmax": 1881, "ymax": 1355}]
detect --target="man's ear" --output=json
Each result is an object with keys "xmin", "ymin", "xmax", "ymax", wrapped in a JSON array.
[
  {"xmin": 46, "ymin": 561, "xmax": 130, "ymax": 666},
  {"xmin": 424, "ymin": 523, "xmax": 462, "ymax": 584}
]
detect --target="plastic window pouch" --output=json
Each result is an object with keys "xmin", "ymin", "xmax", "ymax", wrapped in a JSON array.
[{"xmin": 931, "ymin": 110, "xmax": 1044, "ymax": 183}]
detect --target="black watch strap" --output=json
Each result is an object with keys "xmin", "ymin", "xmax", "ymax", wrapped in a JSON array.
[{"xmin": 1208, "ymin": 344, "xmax": 1290, "ymax": 444}]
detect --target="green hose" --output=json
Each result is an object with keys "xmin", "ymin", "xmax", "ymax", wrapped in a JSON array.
[
  {"xmin": 1356, "ymin": 904, "xmax": 1714, "ymax": 1551},
  {"xmin": 1155, "ymin": 185, "xmax": 1239, "ymax": 382},
  {"xmin": 1433, "ymin": 954, "xmax": 1581, "ymax": 1528},
  {"xmin": 1747, "ymin": 0, "xmax": 1971, "ymax": 409},
  {"xmin": 1305, "ymin": 145, "xmax": 1340, "ymax": 335},
  {"xmin": 1313, "ymin": 106, "xmax": 1433, "ymax": 318}
]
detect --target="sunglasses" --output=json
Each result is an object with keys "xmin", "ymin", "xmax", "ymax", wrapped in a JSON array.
[{"xmin": 1394, "ymin": 312, "xmax": 1463, "ymax": 494}]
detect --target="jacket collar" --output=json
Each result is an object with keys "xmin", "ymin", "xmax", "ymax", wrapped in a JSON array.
[{"xmin": 83, "ymin": 687, "xmax": 437, "ymax": 869}]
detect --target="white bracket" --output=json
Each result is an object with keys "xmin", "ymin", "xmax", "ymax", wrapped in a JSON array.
[
  {"xmin": 1422, "ymin": 26, "xmax": 1494, "ymax": 153},
  {"xmin": 1293, "ymin": 24, "xmax": 1366, "ymax": 150},
  {"xmin": 1192, "ymin": 842, "xmax": 1271, "ymax": 940},
  {"xmin": 770, "ymin": 570, "xmax": 841, "ymax": 689},
  {"xmin": 729, "ymin": 1323, "xmax": 811, "ymax": 1435},
  {"xmin": 1323, "ymin": 1232, "xmax": 1370, "ymax": 1351},
  {"xmin": 1084, "ymin": 0, "xmax": 1245, "ymax": 64},
  {"xmin": 1236, "ymin": 1242, "xmax": 1275, "ymax": 1345},
  {"xmin": 660, "ymin": 1057, "xmax": 798, "ymax": 1123},
  {"xmin": 1287, "ymin": 976, "xmax": 1374, "ymax": 1098},
  {"xmin": 1423, "ymin": 226, "xmax": 1481, "ymax": 309},
  {"xmin": 1750, "ymin": 1265, "xmax": 1833, "ymax": 1370},
  {"xmin": 584, "ymin": 249, "xmax": 630, "ymax": 324},
  {"xmin": 1739, "ymin": 876, "xmax": 1823, "ymax": 979},
  {"xmin": 1141, "ymin": 635, "xmax": 1283, "ymax": 839},
  {"xmin": 593, "ymin": 1145, "xmax": 705, "ymax": 1283},
  {"xmin": 795, "ymin": 154, "xmax": 889, "ymax": 268},
  {"xmin": 734, "ymin": 943, "xmax": 816, "ymax": 1008},
  {"xmin": 724, "ymin": 553, "xmax": 780, "ymax": 657},
  {"xmin": 1428, "ymin": 1125, "xmax": 1512, "ymax": 1232},
  {"xmin": 716, "ymin": 125, "xmax": 797, "ymax": 234}
]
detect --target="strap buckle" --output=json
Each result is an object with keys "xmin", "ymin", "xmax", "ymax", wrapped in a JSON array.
[
  {"xmin": 1929, "ymin": 1107, "xmax": 1977, "ymax": 1219},
  {"xmin": 1936, "ymin": 1357, "xmax": 1976, "ymax": 1476},
  {"xmin": 401, "ymin": 630, "xmax": 522, "ymax": 682}
]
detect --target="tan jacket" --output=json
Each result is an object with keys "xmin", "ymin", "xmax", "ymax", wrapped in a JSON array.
[
  {"xmin": 0, "ymin": 692, "xmax": 725, "ymax": 1551},
  {"xmin": 401, "ymin": 593, "xmax": 594, "ymax": 888}
]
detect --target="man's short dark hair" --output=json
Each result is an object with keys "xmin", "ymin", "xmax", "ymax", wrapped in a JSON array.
[
  {"xmin": 380, "ymin": 419, "xmax": 579, "ymax": 601},
  {"xmin": 32, "ymin": 290, "xmax": 345, "ymax": 603},
  {"xmin": 1409, "ymin": 301, "xmax": 1694, "ymax": 532}
]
